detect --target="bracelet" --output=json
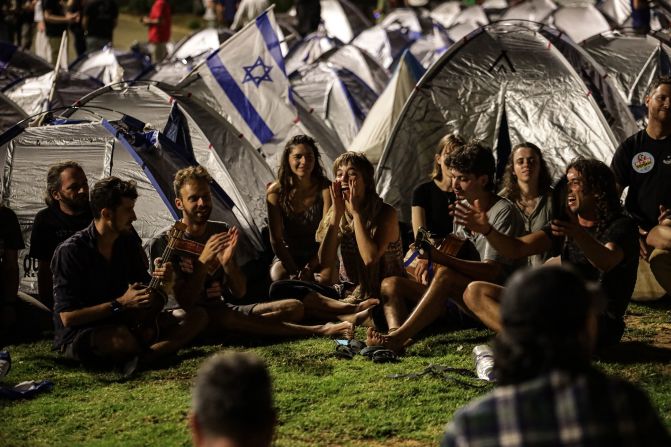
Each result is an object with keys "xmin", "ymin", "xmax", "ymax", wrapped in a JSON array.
[{"xmin": 482, "ymin": 224, "xmax": 493, "ymax": 236}]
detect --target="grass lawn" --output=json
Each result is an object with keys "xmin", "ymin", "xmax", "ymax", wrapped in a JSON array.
[{"xmin": 2, "ymin": 299, "xmax": 671, "ymax": 447}]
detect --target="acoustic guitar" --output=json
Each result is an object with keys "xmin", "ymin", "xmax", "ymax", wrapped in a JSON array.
[{"xmin": 404, "ymin": 227, "xmax": 478, "ymax": 282}]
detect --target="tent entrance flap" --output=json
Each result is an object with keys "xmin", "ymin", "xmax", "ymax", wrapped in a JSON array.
[{"xmin": 494, "ymin": 103, "xmax": 511, "ymax": 184}]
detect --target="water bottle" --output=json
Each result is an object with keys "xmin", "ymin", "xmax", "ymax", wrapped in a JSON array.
[
  {"xmin": 472, "ymin": 344, "xmax": 495, "ymax": 381},
  {"xmin": 0, "ymin": 350, "xmax": 11, "ymax": 380}
]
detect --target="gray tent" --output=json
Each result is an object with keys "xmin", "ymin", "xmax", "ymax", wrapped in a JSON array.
[
  {"xmin": 0, "ymin": 92, "xmax": 28, "ymax": 134},
  {"xmin": 285, "ymin": 30, "xmax": 342, "ymax": 76},
  {"xmin": 376, "ymin": 21, "xmax": 621, "ymax": 223},
  {"xmin": 317, "ymin": 44, "xmax": 390, "ymax": 95},
  {"xmin": 582, "ymin": 30, "xmax": 671, "ymax": 123},
  {"xmin": 62, "ymin": 81, "xmax": 272, "ymax": 252},
  {"xmin": 0, "ymin": 42, "xmax": 52, "ymax": 91},
  {"xmin": 319, "ymin": 0, "xmax": 371, "ymax": 43},
  {"xmin": 69, "ymin": 47, "xmax": 151, "ymax": 84}
]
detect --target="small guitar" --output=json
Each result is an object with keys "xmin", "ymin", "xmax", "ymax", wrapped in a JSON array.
[{"xmin": 404, "ymin": 227, "xmax": 478, "ymax": 282}]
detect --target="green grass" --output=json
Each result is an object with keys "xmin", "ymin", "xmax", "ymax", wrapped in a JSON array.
[{"xmin": 2, "ymin": 300, "xmax": 671, "ymax": 447}]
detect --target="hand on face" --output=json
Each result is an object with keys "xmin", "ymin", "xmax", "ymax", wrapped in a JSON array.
[
  {"xmin": 345, "ymin": 177, "xmax": 362, "ymax": 215},
  {"xmin": 329, "ymin": 180, "xmax": 345, "ymax": 220}
]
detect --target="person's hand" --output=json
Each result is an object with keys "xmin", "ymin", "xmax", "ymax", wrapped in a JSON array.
[
  {"xmin": 179, "ymin": 256, "xmax": 194, "ymax": 273},
  {"xmin": 345, "ymin": 177, "xmax": 362, "ymax": 216},
  {"xmin": 638, "ymin": 227, "xmax": 651, "ymax": 260},
  {"xmin": 198, "ymin": 232, "xmax": 227, "ymax": 265},
  {"xmin": 66, "ymin": 11, "xmax": 79, "ymax": 23},
  {"xmin": 414, "ymin": 259, "xmax": 430, "ymax": 285},
  {"xmin": 206, "ymin": 281, "xmax": 222, "ymax": 300},
  {"xmin": 118, "ymin": 283, "xmax": 153, "ymax": 309},
  {"xmin": 550, "ymin": 217, "xmax": 584, "ymax": 239},
  {"xmin": 658, "ymin": 205, "xmax": 671, "ymax": 226},
  {"xmin": 151, "ymin": 258, "xmax": 173, "ymax": 283},
  {"xmin": 452, "ymin": 199, "xmax": 490, "ymax": 234},
  {"xmin": 37, "ymin": 20, "xmax": 45, "ymax": 32},
  {"xmin": 296, "ymin": 264, "xmax": 313, "ymax": 281},
  {"xmin": 216, "ymin": 227, "xmax": 239, "ymax": 267},
  {"xmin": 329, "ymin": 180, "xmax": 345, "ymax": 222}
]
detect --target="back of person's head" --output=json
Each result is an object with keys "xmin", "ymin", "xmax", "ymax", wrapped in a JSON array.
[
  {"xmin": 431, "ymin": 133, "xmax": 466, "ymax": 181},
  {"xmin": 494, "ymin": 266, "xmax": 602, "ymax": 385},
  {"xmin": 90, "ymin": 177, "xmax": 138, "ymax": 219},
  {"xmin": 173, "ymin": 166, "xmax": 212, "ymax": 199},
  {"xmin": 44, "ymin": 160, "xmax": 85, "ymax": 206},
  {"xmin": 191, "ymin": 352, "xmax": 276, "ymax": 447},
  {"xmin": 445, "ymin": 141, "xmax": 496, "ymax": 191}
]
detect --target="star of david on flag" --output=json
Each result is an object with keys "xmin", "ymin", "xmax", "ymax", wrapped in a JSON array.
[
  {"xmin": 242, "ymin": 57, "xmax": 273, "ymax": 87},
  {"xmin": 197, "ymin": 8, "xmax": 296, "ymax": 147}
]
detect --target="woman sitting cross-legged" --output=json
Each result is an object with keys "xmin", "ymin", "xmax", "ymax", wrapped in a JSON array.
[{"xmin": 266, "ymin": 135, "xmax": 331, "ymax": 283}]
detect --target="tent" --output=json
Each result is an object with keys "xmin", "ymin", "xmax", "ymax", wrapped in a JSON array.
[
  {"xmin": 582, "ymin": 30, "xmax": 671, "ymax": 122},
  {"xmin": 290, "ymin": 61, "xmax": 380, "ymax": 147},
  {"xmin": 349, "ymin": 50, "xmax": 425, "ymax": 164},
  {"xmin": 0, "ymin": 120, "xmax": 247, "ymax": 294},
  {"xmin": 376, "ymin": 21, "xmax": 622, "ymax": 224},
  {"xmin": 0, "ymin": 92, "xmax": 28, "ymax": 134},
  {"xmin": 69, "ymin": 47, "xmax": 151, "ymax": 84},
  {"xmin": 319, "ymin": 0, "xmax": 371, "ymax": 43},
  {"xmin": 0, "ymin": 42, "xmax": 52, "ymax": 91},
  {"xmin": 62, "ymin": 81, "xmax": 272, "ymax": 252},
  {"xmin": 285, "ymin": 30, "xmax": 342, "ymax": 76},
  {"xmin": 317, "ymin": 44, "xmax": 390, "ymax": 95}
]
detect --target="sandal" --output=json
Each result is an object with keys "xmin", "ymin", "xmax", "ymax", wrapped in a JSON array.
[{"xmin": 360, "ymin": 345, "xmax": 399, "ymax": 363}]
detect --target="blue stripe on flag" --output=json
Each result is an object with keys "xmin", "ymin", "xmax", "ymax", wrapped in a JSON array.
[
  {"xmin": 206, "ymin": 53, "xmax": 274, "ymax": 144},
  {"xmin": 256, "ymin": 12, "xmax": 287, "ymax": 76}
]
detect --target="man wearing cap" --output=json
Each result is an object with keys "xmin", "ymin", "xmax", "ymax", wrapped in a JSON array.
[
  {"xmin": 458, "ymin": 158, "xmax": 638, "ymax": 348},
  {"xmin": 441, "ymin": 266, "xmax": 670, "ymax": 446}
]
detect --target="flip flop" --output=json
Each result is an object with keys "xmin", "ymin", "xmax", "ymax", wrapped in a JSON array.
[
  {"xmin": 360, "ymin": 345, "xmax": 399, "ymax": 363},
  {"xmin": 334, "ymin": 344, "xmax": 355, "ymax": 360}
]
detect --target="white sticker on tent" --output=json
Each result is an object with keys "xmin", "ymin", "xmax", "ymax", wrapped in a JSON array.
[{"xmin": 632, "ymin": 152, "xmax": 655, "ymax": 174}]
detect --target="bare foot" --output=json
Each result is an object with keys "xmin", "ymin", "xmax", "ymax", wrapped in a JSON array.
[
  {"xmin": 366, "ymin": 327, "xmax": 404, "ymax": 353},
  {"xmin": 338, "ymin": 307, "xmax": 376, "ymax": 327},
  {"xmin": 321, "ymin": 321, "xmax": 354, "ymax": 339},
  {"xmin": 356, "ymin": 298, "xmax": 380, "ymax": 312}
]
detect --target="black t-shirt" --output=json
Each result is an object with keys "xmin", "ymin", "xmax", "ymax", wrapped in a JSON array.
[
  {"xmin": 0, "ymin": 207, "xmax": 25, "ymax": 302},
  {"xmin": 542, "ymin": 214, "xmax": 639, "ymax": 322},
  {"xmin": 411, "ymin": 180, "xmax": 455, "ymax": 238},
  {"xmin": 83, "ymin": 0, "xmax": 118, "ymax": 39},
  {"xmin": 42, "ymin": 0, "xmax": 68, "ymax": 37},
  {"xmin": 29, "ymin": 205, "xmax": 92, "ymax": 263},
  {"xmin": 51, "ymin": 222, "xmax": 150, "ymax": 348},
  {"xmin": 611, "ymin": 130, "xmax": 671, "ymax": 231},
  {"xmin": 149, "ymin": 221, "xmax": 235, "ymax": 308}
]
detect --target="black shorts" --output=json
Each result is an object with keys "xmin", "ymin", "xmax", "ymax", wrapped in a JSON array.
[
  {"xmin": 200, "ymin": 298, "xmax": 257, "ymax": 316},
  {"xmin": 61, "ymin": 327, "xmax": 103, "ymax": 365}
]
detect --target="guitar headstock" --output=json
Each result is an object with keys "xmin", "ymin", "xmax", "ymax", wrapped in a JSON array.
[{"xmin": 168, "ymin": 221, "xmax": 188, "ymax": 240}]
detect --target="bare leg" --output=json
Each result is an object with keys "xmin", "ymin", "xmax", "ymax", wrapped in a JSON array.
[
  {"xmin": 91, "ymin": 326, "xmax": 143, "ymax": 362},
  {"xmin": 270, "ymin": 260, "xmax": 290, "ymax": 282},
  {"xmin": 207, "ymin": 306, "xmax": 353, "ymax": 339},
  {"xmin": 251, "ymin": 299, "xmax": 305, "ymax": 322},
  {"xmin": 367, "ymin": 266, "xmax": 472, "ymax": 352},
  {"xmin": 302, "ymin": 291, "xmax": 378, "ymax": 317},
  {"xmin": 380, "ymin": 276, "xmax": 426, "ymax": 331},
  {"xmin": 462, "ymin": 281, "xmax": 504, "ymax": 332}
]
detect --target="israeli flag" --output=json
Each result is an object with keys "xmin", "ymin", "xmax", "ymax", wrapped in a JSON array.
[{"xmin": 198, "ymin": 9, "xmax": 295, "ymax": 147}]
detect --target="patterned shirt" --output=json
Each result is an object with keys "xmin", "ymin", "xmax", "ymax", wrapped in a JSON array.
[{"xmin": 441, "ymin": 369, "xmax": 670, "ymax": 447}]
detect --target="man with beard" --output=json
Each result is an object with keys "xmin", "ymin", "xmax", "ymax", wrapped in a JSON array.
[
  {"xmin": 611, "ymin": 76, "xmax": 671, "ymax": 297},
  {"xmin": 30, "ymin": 161, "xmax": 92, "ymax": 309},
  {"xmin": 52, "ymin": 177, "xmax": 207, "ymax": 370},
  {"xmin": 149, "ymin": 166, "xmax": 356, "ymax": 340},
  {"xmin": 459, "ymin": 158, "xmax": 638, "ymax": 349}
]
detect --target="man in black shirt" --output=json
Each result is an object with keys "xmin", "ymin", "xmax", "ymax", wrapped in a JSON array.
[
  {"xmin": 52, "ymin": 177, "xmax": 207, "ymax": 369},
  {"xmin": 457, "ymin": 158, "xmax": 638, "ymax": 348},
  {"xmin": 0, "ymin": 205, "xmax": 24, "ymax": 342},
  {"xmin": 42, "ymin": 0, "xmax": 78, "ymax": 64},
  {"xmin": 611, "ymin": 75, "xmax": 671, "ymax": 297},
  {"xmin": 82, "ymin": 0, "xmax": 117, "ymax": 51},
  {"xmin": 30, "ymin": 161, "xmax": 91, "ymax": 309}
]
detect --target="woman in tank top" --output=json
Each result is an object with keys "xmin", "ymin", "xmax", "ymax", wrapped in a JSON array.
[{"xmin": 267, "ymin": 135, "xmax": 331, "ymax": 282}]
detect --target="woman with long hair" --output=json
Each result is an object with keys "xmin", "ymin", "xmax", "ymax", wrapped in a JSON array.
[
  {"xmin": 317, "ymin": 152, "xmax": 405, "ymax": 304},
  {"xmin": 411, "ymin": 134, "xmax": 465, "ymax": 238},
  {"xmin": 499, "ymin": 142, "xmax": 554, "ymax": 266},
  {"xmin": 267, "ymin": 135, "xmax": 331, "ymax": 282}
]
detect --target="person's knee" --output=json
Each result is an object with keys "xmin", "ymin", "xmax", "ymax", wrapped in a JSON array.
[
  {"xmin": 283, "ymin": 299, "xmax": 304, "ymax": 321},
  {"xmin": 381, "ymin": 276, "xmax": 402, "ymax": 299},
  {"xmin": 649, "ymin": 248, "xmax": 671, "ymax": 292},
  {"xmin": 270, "ymin": 261, "xmax": 287, "ymax": 282},
  {"xmin": 94, "ymin": 326, "xmax": 141, "ymax": 357},
  {"xmin": 463, "ymin": 282, "xmax": 485, "ymax": 312}
]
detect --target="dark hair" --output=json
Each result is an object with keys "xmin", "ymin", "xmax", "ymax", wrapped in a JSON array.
[
  {"xmin": 90, "ymin": 177, "xmax": 138, "ymax": 219},
  {"xmin": 192, "ymin": 352, "xmax": 276, "ymax": 444},
  {"xmin": 565, "ymin": 157, "xmax": 622, "ymax": 235},
  {"xmin": 333, "ymin": 151, "xmax": 377, "ymax": 199},
  {"xmin": 494, "ymin": 266, "xmax": 596, "ymax": 385},
  {"xmin": 173, "ymin": 165, "xmax": 212, "ymax": 199},
  {"xmin": 444, "ymin": 141, "xmax": 496, "ymax": 191},
  {"xmin": 277, "ymin": 135, "xmax": 328, "ymax": 213},
  {"xmin": 499, "ymin": 142, "xmax": 553, "ymax": 201},
  {"xmin": 430, "ymin": 134, "xmax": 465, "ymax": 181},
  {"xmin": 44, "ymin": 161, "xmax": 84, "ymax": 206},
  {"xmin": 647, "ymin": 75, "xmax": 671, "ymax": 97}
]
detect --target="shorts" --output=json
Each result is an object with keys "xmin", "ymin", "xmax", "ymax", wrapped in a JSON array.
[
  {"xmin": 200, "ymin": 298, "xmax": 257, "ymax": 316},
  {"xmin": 61, "ymin": 327, "xmax": 102, "ymax": 365}
]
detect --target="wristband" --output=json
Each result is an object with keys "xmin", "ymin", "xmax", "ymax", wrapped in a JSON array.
[
  {"xmin": 110, "ymin": 299, "xmax": 123, "ymax": 314},
  {"xmin": 482, "ymin": 224, "xmax": 493, "ymax": 236}
]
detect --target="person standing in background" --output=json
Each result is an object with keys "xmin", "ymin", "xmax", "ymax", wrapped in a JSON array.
[
  {"xmin": 142, "ymin": 0, "xmax": 170, "ymax": 63},
  {"xmin": 82, "ymin": 0, "xmax": 117, "ymax": 51}
]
